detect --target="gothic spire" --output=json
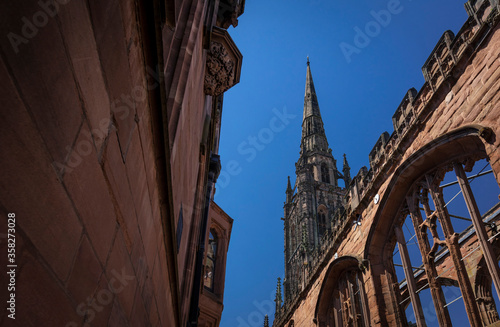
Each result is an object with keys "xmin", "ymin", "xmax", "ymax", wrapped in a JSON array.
[
  {"xmin": 264, "ymin": 315, "xmax": 269, "ymax": 327},
  {"xmin": 300, "ymin": 59, "xmax": 331, "ymax": 155},
  {"xmin": 303, "ymin": 58, "xmax": 322, "ymax": 120}
]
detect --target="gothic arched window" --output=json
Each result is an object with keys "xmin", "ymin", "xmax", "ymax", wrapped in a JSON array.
[
  {"xmin": 331, "ymin": 269, "xmax": 368, "ymax": 326},
  {"xmin": 387, "ymin": 156, "xmax": 500, "ymax": 326},
  {"xmin": 316, "ymin": 258, "xmax": 370, "ymax": 326},
  {"xmin": 204, "ymin": 229, "xmax": 218, "ymax": 291},
  {"xmin": 321, "ymin": 163, "xmax": 330, "ymax": 184},
  {"xmin": 318, "ymin": 209, "xmax": 327, "ymax": 238}
]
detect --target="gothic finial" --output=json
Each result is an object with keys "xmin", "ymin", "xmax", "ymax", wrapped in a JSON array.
[
  {"xmin": 342, "ymin": 154, "xmax": 351, "ymax": 187},
  {"xmin": 307, "ymin": 56, "xmax": 310, "ymax": 66},
  {"xmin": 286, "ymin": 176, "xmax": 294, "ymax": 204},
  {"xmin": 275, "ymin": 278, "xmax": 283, "ymax": 319},
  {"xmin": 264, "ymin": 315, "xmax": 270, "ymax": 327}
]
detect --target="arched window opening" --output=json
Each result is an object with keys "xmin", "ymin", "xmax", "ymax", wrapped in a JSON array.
[
  {"xmin": 204, "ymin": 229, "xmax": 218, "ymax": 291},
  {"xmin": 391, "ymin": 156, "xmax": 500, "ymax": 326},
  {"xmin": 330, "ymin": 269, "xmax": 367, "ymax": 326},
  {"xmin": 316, "ymin": 257, "xmax": 370, "ymax": 327},
  {"xmin": 321, "ymin": 163, "xmax": 330, "ymax": 184},
  {"xmin": 318, "ymin": 209, "xmax": 327, "ymax": 239}
]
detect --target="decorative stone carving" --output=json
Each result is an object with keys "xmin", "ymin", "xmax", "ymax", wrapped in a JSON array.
[
  {"xmin": 204, "ymin": 27, "xmax": 242, "ymax": 96},
  {"xmin": 204, "ymin": 42, "xmax": 235, "ymax": 96}
]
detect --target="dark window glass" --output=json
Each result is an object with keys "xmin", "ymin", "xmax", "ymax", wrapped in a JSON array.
[{"xmin": 204, "ymin": 230, "xmax": 217, "ymax": 291}]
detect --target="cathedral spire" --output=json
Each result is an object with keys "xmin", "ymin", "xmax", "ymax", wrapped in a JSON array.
[
  {"xmin": 303, "ymin": 58, "xmax": 322, "ymax": 120},
  {"xmin": 300, "ymin": 59, "xmax": 331, "ymax": 156},
  {"xmin": 283, "ymin": 60, "xmax": 348, "ymax": 302},
  {"xmin": 264, "ymin": 315, "xmax": 269, "ymax": 327}
]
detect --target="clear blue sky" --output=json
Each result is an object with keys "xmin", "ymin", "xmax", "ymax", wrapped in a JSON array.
[{"xmin": 214, "ymin": 1, "xmax": 474, "ymax": 326}]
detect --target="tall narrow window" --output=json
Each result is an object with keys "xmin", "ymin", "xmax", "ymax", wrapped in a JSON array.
[
  {"xmin": 318, "ymin": 210, "xmax": 327, "ymax": 238},
  {"xmin": 204, "ymin": 229, "xmax": 218, "ymax": 291},
  {"xmin": 321, "ymin": 163, "xmax": 330, "ymax": 184},
  {"xmin": 330, "ymin": 269, "xmax": 368, "ymax": 326}
]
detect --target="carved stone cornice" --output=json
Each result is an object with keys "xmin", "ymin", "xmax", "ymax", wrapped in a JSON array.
[{"xmin": 204, "ymin": 27, "xmax": 242, "ymax": 97}]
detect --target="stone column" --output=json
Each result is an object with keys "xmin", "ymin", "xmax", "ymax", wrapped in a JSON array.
[
  {"xmin": 454, "ymin": 162, "xmax": 500, "ymax": 301},
  {"xmin": 395, "ymin": 226, "xmax": 427, "ymax": 327},
  {"xmin": 425, "ymin": 174, "xmax": 482, "ymax": 326}
]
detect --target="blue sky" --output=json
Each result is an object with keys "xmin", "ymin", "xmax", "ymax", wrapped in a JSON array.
[{"xmin": 214, "ymin": 1, "xmax": 472, "ymax": 326}]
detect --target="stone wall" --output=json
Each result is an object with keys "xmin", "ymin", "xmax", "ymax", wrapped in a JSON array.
[
  {"xmin": 0, "ymin": 0, "xmax": 243, "ymax": 326},
  {"xmin": 275, "ymin": 3, "xmax": 500, "ymax": 326}
]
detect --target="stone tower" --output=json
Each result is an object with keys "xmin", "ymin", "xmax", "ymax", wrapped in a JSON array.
[{"xmin": 283, "ymin": 59, "xmax": 350, "ymax": 302}]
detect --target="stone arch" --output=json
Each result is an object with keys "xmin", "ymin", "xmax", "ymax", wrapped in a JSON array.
[
  {"xmin": 209, "ymin": 221, "xmax": 225, "ymax": 241},
  {"xmin": 365, "ymin": 125, "xmax": 492, "ymax": 261},
  {"xmin": 363, "ymin": 125, "xmax": 495, "ymax": 324},
  {"xmin": 315, "ymin": 255, "xmax": 369, "ymax": 326},
  {"xmin": 205, "ymin": 222, "xmax": 226, "ymax": 296}
]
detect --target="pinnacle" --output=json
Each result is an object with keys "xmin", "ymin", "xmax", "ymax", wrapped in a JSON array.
[
  {"xmin": 286, "ymin": 176, "xmax": 292, "ymax": 192},
  {"xmin": 343, "ymin": 154, "xmax": 349, "ymax": 167}
]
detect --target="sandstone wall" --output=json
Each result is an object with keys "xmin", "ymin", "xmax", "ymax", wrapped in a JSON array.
[{"xmin": 278, "ymin": 8, "xmax": 500, "ymax": 327}]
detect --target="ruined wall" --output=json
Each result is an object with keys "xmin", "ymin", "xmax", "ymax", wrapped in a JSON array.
[{"xmin": 275, "ymin": 4, "xmax": 500, "ymax": 327}]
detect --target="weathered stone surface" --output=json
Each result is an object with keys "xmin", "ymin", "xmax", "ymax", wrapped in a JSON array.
[
  {"xmin": 0, "ymin": 58, "xmax": 82, "ymax": 281},
  {"xmin": 67, "ymin": 236, "xmax": 103, "ymax": 303},
  {"xmin": 63, "ymin": 124, "xmax": 118, "ymax": 265},
  {"xmin": 0, "ymin": 0, "xmax": 237, "ymax": 324},
  {"xmin": 106, "ymin": 231, "xmax": 138, "ymax": 320}
]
